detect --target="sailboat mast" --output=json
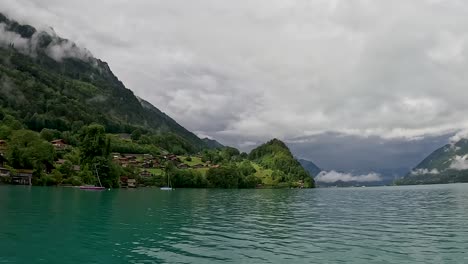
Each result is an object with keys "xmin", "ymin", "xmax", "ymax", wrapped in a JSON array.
[{"xmin": 94, "ymin": 164, "xmax": 103, "ymax": 187}]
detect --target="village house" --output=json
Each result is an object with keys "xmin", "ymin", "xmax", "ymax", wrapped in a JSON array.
[
  {"xmin": 114, "ymin": 157, "xmax": 130, "ymax": 167},
  {"xmin": 142, "ymin": 161, "xmax": 153, "ymax": 168},
  {"xmin": 51, "ymin": 139, "xmax": 69, "ymax": 150},
  {"xmin": 12, "ymin": 169, "xmax": 33, "ymax": 185},
  {"xmin": 117, "ymin": 133, "xmax": 131, "ymax": 140},
  {"xmin": 0, "ymin": 167, "xmax": 10, "ymax": 178},
  {"xmin": 177, "ymin": 163, "xmax": 189, "ymax": 169},
  {"xmin": 73, "ymin": 165, "xmax": 81, "ymax": 172},
  {"xmin": 139, "ymin": 170, "xmax": 152, "ymax": 178},
  {"xmin": 120, "ymin": 176, "xmax": 137, "ymax": 188},
  {"xmin": 55, "ymin": 159, "xmax": 66, "ymax": 165},
  {"xmin": 192, "ymin": 164, "xmax": 205, "ymax": 169},
  {"xmin": 143, "ymin": 154, "xmax": 153, "ymax": 160},
  {"xmin": 127, "ymin": 178, "xmax": 136, "ymax": 188}
]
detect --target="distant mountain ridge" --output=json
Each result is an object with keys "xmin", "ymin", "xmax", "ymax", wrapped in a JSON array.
[
  {"xmin": 298, "ymin": 159, "xmax": 321, "ymax": 177},
  {"xmin": 202, "ymin": 138, "xmax": 224, "ymax": 149},
  {"xmin": 0, "ymin": 13, "xmax": 207, "ymax": 150},
  {"xmin": 397, "ymin": 138, "xmax": 468, "ymax": 185}
]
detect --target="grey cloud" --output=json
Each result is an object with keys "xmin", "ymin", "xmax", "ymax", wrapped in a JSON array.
[
  {"xmin": 410, "ymin": 168, "xmax": 440, "ymax": 175},
  {"xmin": 316, "ymin": 171, "xmax": 382, "ymax": 183},
  {"xmin": 0, "ymin": 23, "xmax": 30, "ymax": 52},
  {"xmin": 449, "ymin": 155, "xmax": 468, "ymax": 170},
  {"xmin": 3, "ymin": 1, "xmax": 468, "ymax": 173},
  {"xmin": 45, "ymin": 39, "xmax": 92, "ymax": 62},
  {"xmin": 5, "ymin": 1, "xmax": 468, "ymax": 141},
  {"xmin": 0, "ymin": 21, "xmax": 92, "ymax": 62}
]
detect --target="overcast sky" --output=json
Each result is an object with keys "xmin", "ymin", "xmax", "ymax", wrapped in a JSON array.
[{"xmin": 3, "ymin": 0, "xmax": 468, "ymax": 175}]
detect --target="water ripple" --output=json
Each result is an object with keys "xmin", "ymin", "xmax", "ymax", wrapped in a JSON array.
[{"xmin": 1, "ymin": 185, "xmax": 468, "ymax": 263}]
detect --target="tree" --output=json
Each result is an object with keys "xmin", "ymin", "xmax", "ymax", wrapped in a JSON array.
[
  {"xmin": 78, "ymin": 164, "xmax": 94, "ymax": 184},
  {"xmin": 131, "ymin": 129, "xmax": 142, "ymax": 141},
  {"xmin": 0, "ymin": 125, "xmax": 12, "ymax": 139},
  {"xmin": 57, "ymin": 160, "xmax": 74, "ymax": 178},
  {"xmin": 40, "ymin": 128, "xmax": 61, "ymax": 142},
  {"xmin": 79, "ymin": 125, "xmax": 118, "ymax": 187},
  {"xmin": 6, "ymin": 130, "xmax": 55, "ymax": 170},
  {"xmin": 206, "ymin": 165, "xmax": 240, "ymax": 188},
  {"xmin": 79, "ymin": 124, "xmax": 108, "ymax": 163},
  {"xmin": 238, "ymin": 160, "xmax": 256, "ymax": 176},
  {"xmin": 51, "ymin": 169, "xmax": 64, "ymax": 185}
]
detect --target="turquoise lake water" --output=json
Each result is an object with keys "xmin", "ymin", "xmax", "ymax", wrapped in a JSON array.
[{"xmin": 0, "ymin": 184, "xmax": 467, "ymax": 263}]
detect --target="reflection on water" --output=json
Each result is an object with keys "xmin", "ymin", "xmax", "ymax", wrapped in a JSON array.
[{"xmin": 0, "ymin": 184, "xmax": 468, "ymax": 263}]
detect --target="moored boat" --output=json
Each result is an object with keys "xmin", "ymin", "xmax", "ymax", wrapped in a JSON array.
[
  {"xmin": 79, "ymin": 185, "xmax": 106, "ymax": 190},
  {"xmin": 160, "ymin": 171, "xmax": 173, "ymax": 191},
  {"xmin": 79, "ymin": 164, "xmax": 106, "ymax": 191}
]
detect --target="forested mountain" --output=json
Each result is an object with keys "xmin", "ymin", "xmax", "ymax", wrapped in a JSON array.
[
  {"xmin": 397, "ymin": 139, "xmax": 468, "ymax": 185},
  {"xmin": 0, "ymin": 13, "xmax": 317, "ymax": 189},
  {"xmin": 202, "ymin": 138, "xmax": 224, "ymax": 149},
  {"xmin": 0, "ymin": 13, "xmax": 205, "ymax": 151},
  {"xmin": 298, "ymin": 159, "xmax": 321, "ymax": 177},
  {"xmin": 249, "ymin": 139, "xmax": 315, "ymax": 187}
]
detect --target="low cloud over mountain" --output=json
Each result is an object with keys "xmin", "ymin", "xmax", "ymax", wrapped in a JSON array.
[{"xmin": 6, "ymin": 1, "xmax": 468, "ymax": 173}]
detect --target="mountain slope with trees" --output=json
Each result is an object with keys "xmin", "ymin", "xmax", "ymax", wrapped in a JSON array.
[
  {"xmin": 249, "ymin": 139, "xmax": 315, "ymax": 188},
  {"xmin": 0, "ymin": 13, "xmax": 205, "ymax": 151},
  {"xmin": 0, "ymin": 14, "xmax": 317, "ymax": 189},
  {"xmin": 396, "ymin": 139, "xmax": 468, "ymax": 185}
]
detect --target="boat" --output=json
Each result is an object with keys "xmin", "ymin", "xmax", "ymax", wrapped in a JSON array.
[
  {"xmin": 79, "ymin": 185, "xmax": 106, "ymax": 190},
  {"xmin": 160, "ymin": 171, "xmax": 173, "ymax": 191},
  {"xmin": 79, "ymin": 164, "xmax": 106, "ymax": 191}
]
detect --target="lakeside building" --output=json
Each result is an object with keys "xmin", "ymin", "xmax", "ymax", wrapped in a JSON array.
[
  {"xmin": 51, "ymin": 139, "xmax": 69, "ymax": 150},
  {"xmin": 0, "ymin": 167, "xmax": 10, "ymax": 178},
  {"xmin": 120, "ymin": 177, "xmax": 136, "ymax": 188},
  {"xmin": 12, "ymin": 169, "xmax": 33, "ymax": 185},
  {"xmin": 139, "ymin": 170, "xmax": 152, "ymax": 178}
]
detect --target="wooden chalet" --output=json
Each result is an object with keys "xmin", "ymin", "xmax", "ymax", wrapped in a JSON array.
[
  {"xmin": 192, "ymin": 164, "xmax": 205, "ymax": 169},
  {"xmin": 0, "ymin": 167, "xmax": 10, "ymax": 177},
  {"xmin": 143, "ymin": 154, "xmax": 153, "ymax": 160},
  {"xmin": 127, "ymin": 179, "xmax": 136, "ymax": 188},
  {"xmin": 12, "ymin": 169, "xmax": 33, "ymax": 185},
  {"xmin": 73, "ymin": 165, "xmax": 81, "ymax": 172},
  {"xmin": 51, "ymin": 139, "xmax": 68, "ymax": 150},
  {"xmin": 139, "ymin": 170, "xmax": 152, "ymax": 178},
  {"xmin": 55, "ymin": 159, "xmax": 66, "ymax": 165},
  {"xmin": 115, "ymin": 157, "xmax": 130, "ymax": 167},
  {"xmin": 177, "ymin": 163, "xmax": 189, "ymax": 169}
]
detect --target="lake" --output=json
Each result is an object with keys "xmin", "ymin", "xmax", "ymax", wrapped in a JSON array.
[{"xmin": 0, "ymin": 184, "xmax": 467, "ymax": 263}]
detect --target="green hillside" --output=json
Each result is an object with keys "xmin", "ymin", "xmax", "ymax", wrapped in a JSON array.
[
  {"xmin": 0, "ymin": 13, "xmax": 205, "ymax": 151},
  {"xmin": 202, "ymin": 138, "xmax": 224, "ymax": 149},
  {"xmin": 396, "ymin": 139, "xmax": 468, "ymax": 185},
  {"xmin": 0, "ymin": 14, "xmax": 318, "ymax": 189},
  {"xmin": 249, "ymin": 139, "xmax": 315, "ymax": 187}
]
